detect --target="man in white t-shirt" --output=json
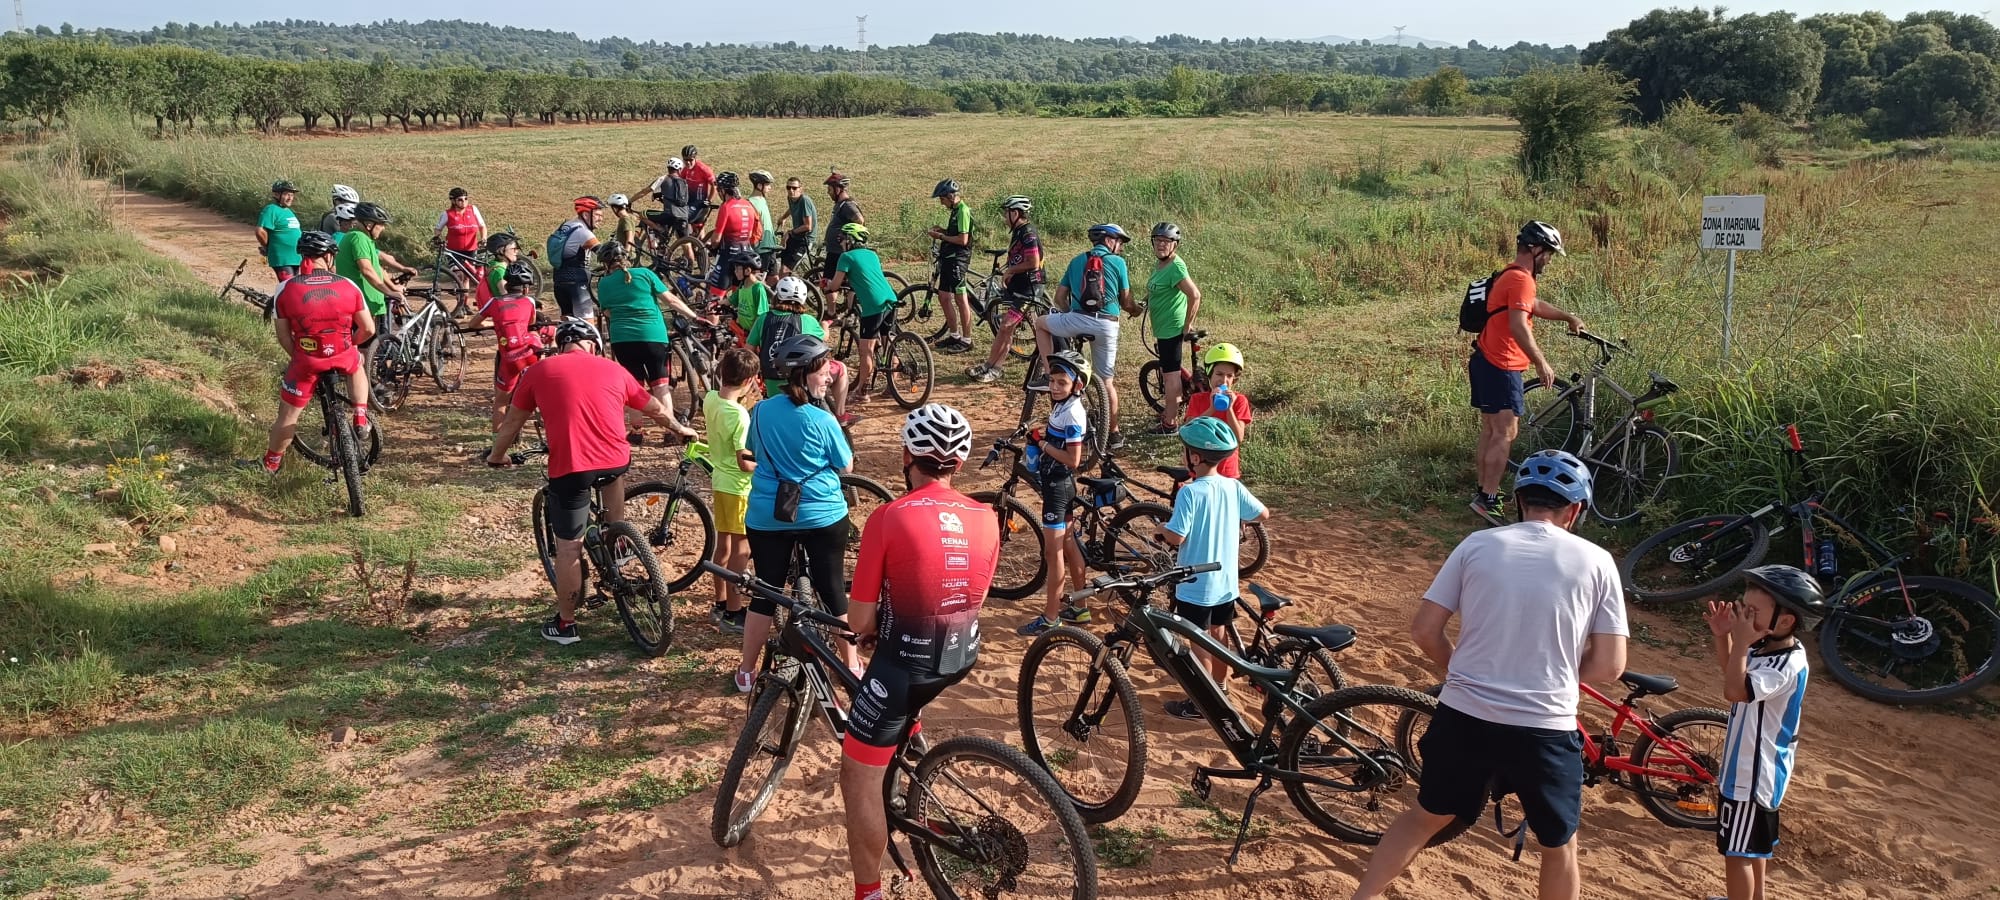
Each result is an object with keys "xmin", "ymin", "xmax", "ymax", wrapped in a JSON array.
[{"xmin": 1351, "ymin": 449, "xmax": 1628, "ymax": 900}]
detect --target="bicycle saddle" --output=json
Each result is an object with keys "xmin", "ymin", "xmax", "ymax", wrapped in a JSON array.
[
  {"xmin": 1076, "ymin": 476, "xmax": 1122, "ymax": 495},
  {"xmin": 1617, "ymin": 671, "xmax": 1679, "ymax": 696},
  {"xmin": 1246, "ymin": 583, "xmax": 1293, "ymax": 614},
  {"xmin": 1155, "ymin": 466, "xmax": 1192, "ymax": 484},
  {"xmin": 1273, "ymin": 623, "xmax": 1357, "ymax": 653},
  {"xmin": 983, "ymin": 249, "xmax": 1009, "ymax": 257},
  {"xmin": 1648, "ymin": 372, "xmax": 1681, "ymax": 394}
]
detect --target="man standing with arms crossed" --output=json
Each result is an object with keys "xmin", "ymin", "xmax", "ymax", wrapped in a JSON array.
[
  {"xmin": 1351, "ymin": 449, "xmax": 1627, "ymax": 900},
  {"xmin": 1468, "ymin": 221, "xmax": 1584, "ymax": 525}
]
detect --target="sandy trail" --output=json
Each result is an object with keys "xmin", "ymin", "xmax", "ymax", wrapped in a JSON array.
[{"xmin": 82, "ymin": 184, "xmax": 2000, "ymax": 899}]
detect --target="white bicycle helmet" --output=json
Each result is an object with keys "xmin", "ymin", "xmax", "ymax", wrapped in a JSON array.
[
  {"xmin": 608, "ymin": 193, "xmax": 630, "ymax": 208},
  {"xmin": 1001, "ymin": 195, "xmax": 1032, "ymax": 213},
  {"xmin": 774, "ymin": 276, "xmax": 811, "ymax": 307},
  {"xmin": 331, "ymin": 184, "xmax": 360, "ymax": 204},
  {"xmin": 903, "ymin": 404, "xmax": 974, "ymax": 465},
  {"xmin": 666, "ymin": 156, "xmax": 685, "ymax": 172}
]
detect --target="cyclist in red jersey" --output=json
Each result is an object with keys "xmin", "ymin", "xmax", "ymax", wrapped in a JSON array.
[
  {"xmin": 703, "ymin": 172, "xmax": 762, "ymax": 291},
  {"xmin": 487, "ymin": 318, "xmax": 686, "ymax": 645},
  {"xmin": 463, "ymin": 261, "xmax": 545, "ymax": 429},
  {"xmin": 246, "ymin": 230, "xmax": 376, "ymax": 474},
  {"xmin": 682, "ymin": 145, "xmax": 716, "ymax": 226},
  {"xmin": 839, "ymin": 403, "xmax": 998, "ymax": 900}
]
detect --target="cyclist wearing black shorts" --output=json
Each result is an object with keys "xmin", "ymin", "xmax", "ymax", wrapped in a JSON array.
[
  {"xmin": 594, "ymin": 241, "xmax": 708, "ymax": 444},
  {"xmin": 925, "ymin": 179, "xmax": 976, "ymax": 354},
  {"xmin": 549, "ymin": 197, "xmax": 604, "ymax": 321},
  {"xmin": 967, "ymin": 196, "xmax": 1041, "ymax": 382},
  {"xmin": 820, "ymin": 170, "xmax": 863, "ymax": 284},
  {"xmin": 840, "ymin": 403, "xmax": 998, "ymax": 900},
  {"xmin": 775, "ymin": 176, "xmax": 816, "ymax": 276}
]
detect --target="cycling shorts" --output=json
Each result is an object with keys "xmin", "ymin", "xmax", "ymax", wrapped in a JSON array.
[
  {"xmin": 1156, "ymin": 334, "xmax": 1186, "ymax": 375},
  {"xmin": 1038, "ymin": 461, "xmax": 1076, "ymax": 531},
  {"xmin": 612, "ymin": 341, "xmax": 672, "ymax": 388},
  {"xmin": 545, "ymin": 465, "xmax": 630, "ymax": 542},
  {"xmin": 645, "ymin": 210, "xmax": 689, "ymax": 237},
  {"xmin": 938, "ymin": 256, "xmax": 971, "ymax": 293},
  {"xmin": 758, "ymin": 249, "xmax": 779, "ymax": 275},
  {"xmin": 280, "ymin": 348, "xmax": 362, "ymax": 409},
  {"xmin": 820, "ymin": 249, "xmax": 844, "ymax": 283},
  {"xmin": 746, "ymin": 520, "xmax": 850, "ymax": 618},
  {"xmin": 998, "ymin": 289, "xmax": 1037, "ymax": 327},
  {"xmin": 1171, "ymin": 598, "xmax": 1237, "ymax": 629},
  {"xmin": 494, "ymin": 348, "xmax": 537, "ymax": 393},
  {"xmin": 553, "ymin": 280, "xmax": 596, "ymax": 321},
  {"xmin": 856, "ymin": 311, "xmax": 893, "ymax": 341},
  {"xmin": 781, "ymin": 235, "xmax": 812, "ymax": 269},
  {"xmin": 843, "ymin": 660, "xmax": 967, "ymax": 766}
]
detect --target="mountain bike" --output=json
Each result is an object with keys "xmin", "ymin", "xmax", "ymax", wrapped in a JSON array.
[
  {"xmin": 832, "ymin": 293, "xmax": 936, "ymax": 409},
  {"xmin": 294, "ymin": 371, "xmax": 371, "ymax": 518},
  {"xmin": 1137, "ymin": 329, "xmax": 1210, "ymax": 415},
  {"xmin": 972, "ymin": 249, "xmax": 1053, "ymax": 361},
  {"xmin": 1621, "ymin": 424, "xmax": 2000, "ymax": 705},
  {"xmin": 703, "ymin": 561, "xmax": 1099, "ymax": 900},
  {"xmin": 895, "ymin": 241, "xmax": 992, "ymax": 345},
  {"xmin": 1016, "ymin": 339, "xmax": 1111, "ymax": 471},
  {"xmin": 1018, "ymin": 564, "xmax": 1460, "ymax": 862},
  {"xmin": 1115, "ymin": 455, "xmax": 1270, "ymax": 579},
  {"xmin": 219, "ymin": 259, "xmax": 276, "ymax": 320},
  {"xmin": 419, "ymin": 239, "xmax": 485, "ymax": 315},
  {"xmin": 623, "ymin": 444, "xmax": 718, "ymax": 594},
  {"xmin": 1513, "ymin": 331, "xmax": 1681, "ymax": 524},
  {"xmin": 369, "ymin": 291, "xmax": 465, "ymax": 411},
  {"xmin": 510, "ymin": 445, "xmax": 675, "ymax": 657},
  {"xmin": 969, "ymin": 426, "xmax": 1173, "ymax": 602}
]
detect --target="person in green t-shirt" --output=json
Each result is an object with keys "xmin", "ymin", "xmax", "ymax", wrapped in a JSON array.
[
  {"xmin": 333, "ymin": 203, "xmax": 407, "ymax": 372},
  {"xmin": 747, "ymin": 171, "xmax": 781, "ymax": 284},
  {"xmin": 750, "ymin": 276, "xmax": 851, "ymax": 422},
  {"xmin": 774, "ymin": 177, "xmax": 817, "ymax": 279},
  {"xmin": 1144, "ymin": 222, "xmax": 1205, "ymax": 434},
  {"xmin": 595, "ymin": 241, "xmax": 709, "ymax": 443},
  {"xmin": 699, "ymin": 347, "xmax": 762, "ymax": 636},
  {"xmin": 257, "ymin": 180, "xmax": 304, "ymax": 283},
  {"xmin": 826, "ymin": 223, "xmax": 897, "ymax": 405},
  {"xmin": 482, "ymin": 232, "xmax": 526, "ymax": 303},
  {"xmin": 724, "ymin": 249, "xmax": 771, "ymax": 337},
  {"xmin": 925, "ymin": 179, "xmax": 977, "ymax": 354}
]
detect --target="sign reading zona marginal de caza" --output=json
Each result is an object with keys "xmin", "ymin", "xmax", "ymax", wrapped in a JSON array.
[{"xmin": 1700, "ymin": 195, "xmax": 1766, "ymax": 251}]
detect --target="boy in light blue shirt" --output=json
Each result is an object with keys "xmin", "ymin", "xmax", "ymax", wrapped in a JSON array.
[{"xmin": 1154, "ymin": 416, "xmax": 1268, "ymax": 720}]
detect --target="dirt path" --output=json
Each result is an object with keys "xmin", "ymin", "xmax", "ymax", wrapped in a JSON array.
[{"xmin": 86, "ymin": 185, "xmax": 2000, "ymax": 900}]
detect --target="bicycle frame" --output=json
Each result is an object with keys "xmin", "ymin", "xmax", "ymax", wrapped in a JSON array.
[{"xmin": 1577, "ymin": 683, "xmax": 1715, "ymax": 788}]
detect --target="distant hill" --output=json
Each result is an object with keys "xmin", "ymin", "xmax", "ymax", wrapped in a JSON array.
[
  {"xmin": 1307, "ymin": 34, "xmax": 1459, "ymax": 49},
  {"xmin": 45, "ymin": 20, "xmax": 1576, "ymax": 81}
]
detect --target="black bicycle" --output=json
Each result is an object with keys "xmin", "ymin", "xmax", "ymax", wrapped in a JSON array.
[
  {"xmin": 623, "ymin": 444, "xmax": 718, "ymax": 594},
  {"xmin": 295, "ymin": 371, "xmax": 372, "ymax": 518},
  {"xmin": 1621, "ymin": 424, "xmax": 2000, "ymax": 705},
  {"xmin": 511, "ymin": 445, "xmax": 675, "ymax": 657},
  {"xmin": 969, "ymin": 426, "xmax": 1174, "ymax": 602},
  {"xmin": 1017, "ymin": 564, "xmax": 1461, "ymax": 861},
  {"xmin": 219, "ymin": 259, "xmax": 276, "ymax": 320},
  {"xmin": 832, "ymin": 293, "xmax": 936, "ymax": 409},
  {"xmin": 1137, "ymin": 328, "xmax": 1210, "ymax": 416},
  {"xmin": 1111, "ymin": 454, "xmax": 1270, "ymax": 579},
  {"xmin": 1514, "ymin": 331, "xmax": 1681, "ymax": 524},
  {"xmin": 703, "ymin": 561, "xmax": 1099, "ymax": 900}
]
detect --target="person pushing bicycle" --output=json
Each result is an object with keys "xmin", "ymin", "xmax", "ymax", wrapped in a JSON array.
[
  {"xmin": 486, "ymin": 318, "xmax": 685, "ymax": 646},
  {"xmin": 839, "ymin": 403, "xmax": 999, "ymax": 900},
  {"xmin": 243, "ymin": 230, "xmax": 376, "ymax": 474}
]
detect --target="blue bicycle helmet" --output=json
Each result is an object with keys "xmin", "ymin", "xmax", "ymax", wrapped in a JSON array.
[
  {"xmin": 1513, "ymin": 449, "xmax": 1592, "ymax": 506},
  {"xmin": 1086, "ymin": 223, "xmax": 1130, "ymax": 244},
  {"xmin": 1179, "ymin": 417, "xmax": 1238, "ymax": 453}
]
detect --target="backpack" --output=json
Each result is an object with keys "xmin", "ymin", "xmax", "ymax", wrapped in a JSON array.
[
  {"xmin": 1077, "ymin": 248, "xmax": 1110, "ymax": 314},
  {"xmin": 657, "ymin": 176, "xmax": 691, "ymax": 221},
  {"xmin": 1458, "ymin": 267, "xmax": 1511, "ymax": 334},
  {"xmin": 546, "ymin": 221, "xmax": 587, "ymax": 273},
  {"xmin": 758, "ymin": 312, "xmax": 803, "ymax": 381}
]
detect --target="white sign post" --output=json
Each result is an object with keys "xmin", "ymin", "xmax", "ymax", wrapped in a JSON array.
[{"xmin": 1700, "ymin": 195, "xmax": 1766, "ymax": 363}]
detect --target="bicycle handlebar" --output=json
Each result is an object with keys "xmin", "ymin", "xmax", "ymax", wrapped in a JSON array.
[
  {"xmin": 980, "ymin": 425, "xmax": 1032, "ymax": 469},
  {"xmin": 1065, "ymin": 562, "xmax": 1221, "ymax": 605},
  {"xmin": 698, "ymin": 560, "xmax": 856, "ymax": 637}
]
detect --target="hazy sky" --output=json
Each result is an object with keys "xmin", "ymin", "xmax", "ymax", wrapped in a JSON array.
[{"xmin": 43, "ymin": 0, "xmax": 1997, "ymax": 51}]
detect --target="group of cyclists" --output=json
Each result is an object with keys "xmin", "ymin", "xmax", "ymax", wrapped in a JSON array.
[{"xmin": 243, "ymin": 160, "xmax": 1809, "ymax": 900}]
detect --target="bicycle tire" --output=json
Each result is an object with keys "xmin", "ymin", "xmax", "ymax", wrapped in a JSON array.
[
  {"xmin": 1619, "ymin": 515, "xmax": 1771, "ymax": 602},
  {"xmin": 623, "ymin": 480, "xmax": 716, "ymax": 594},
  {"xmin": 292, "ymin": 387, "xmax": 382, "ymax": 468},
  {"xmin": 1264, "ymin": 640, "xmax": 1347, "ymax": 704},
  {"xmin": 1279, "ymin": 685, "xmax": 1471, "ymax": 847},
  {"xmin": 710, "ymin": 676, "xmax": 806, "ymax": 847},
  {"xmin": 910, "ymin": 734, "xmax": 1099, "ymax": 900},
  {"xmin": 326, "ymin": 384, "xmax": 366, "ymax": 518},
  {"xmin": 1099, "ymin": 502, "xmax": 1174, "ymax": 583},
  {"xmin": 428, "ymin": 320, "xmax": 467, "ymax": 393},
  {"xmin": 1016, "ymin": 625, "xmax": 1147, "ymax": 825},
  {"xmin": 1628, "ymin": 706, "xmax": 1729, "ymax": 831},
  {"xmin": 530, "ymin": 488, "xmax": 561, "ymax": 588},
  {"xmin": 1239, "ymin": 521, "xmax": 1271, "ymax": 578},
  {"xmin": 892, "ymin": 281, "xmax": 925, "ymax": 328},
  {"xmin": 972, "ymin": 490, "xmax": 1045, "ymax": 601},
  {"xmin": 882, "ymin": 329, "xmax": 935, "ymax": 409},
  {"xmin": 839, "ymin": 474, "xmax": 896, "ymax": 580},
  {"xmin": 1512, "ymin": 378, "xmax": 1579, "ymax": 464},
  {"xmin": 665, "ymin": 236, "xmax": 710, "ymax": 281},
  {"xmin": 1588, "ymin": 422, "xmax": 1677, "ymax": 525},
  {"xmin": 1138, "ymin": 359, "xmax": 1168, "ymax": 415},
  {"xmin": 602, "ymin": 520, "xmax": 674, "ymax": 657},
  {"xmin": 669, "ymin": 342, "xmax": 706, "ymax": 427},
  {"xmin": 1819, "ymin": 574, "xmax": 2000, "ymax": 705}
]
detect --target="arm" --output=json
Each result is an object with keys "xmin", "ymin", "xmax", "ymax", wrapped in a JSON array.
[
  {"xmin": 378, "ymin": 250, "xmax": 420, "ymax": 278},
  {"xmin": 1409, "ymin": 599, "xmax": 1455, "ymax": 670},
  {"xmin": 432, "ymin": 212, "xmax": 447, "ymax": 243},
  {"xmin": 256, "ymin": 225, "xmax": 271, "ymax": 254},
  {"xmin": 1532, "ymin": 299, "xmax": 1583, "ymax": 333},
  {"xmin": 487, "ymin": 406, "xmax": 532, "ymax": 464},
  {"xmin": 1180, "ymin": 276, "xmax": 1202, "ymax": 329},
  {"xmin": 272, "ymin": 317, "xmax": 293, "ymax": 349},
  {"xmin": 1509, "ymin": 308, "xmax": 1554, "ymax": 388},
  {"xmin": 1578, "ymin": 633, "xmax": 1629, "ymax": 685},
  {"xmin": 1004, "ymin": 248, "xmax": 1040, "ymax": 279},
  {"xmin": 1046, "ymin": 438, "xmax": 1085, "ymax": 470},
  {"xmin": 795, "ymin": 210, "xmax": 814, "ymax": 237},
  {"xmin": 473, "ymin": 209, "xmax": 488, "ymax": 247},
  {"xmin": 355, "ymin": 257, "xmax": 400, "ymax": 299},
  {"xmin": 1706, "ymin": 600, "xmax": 1768, "ymax": 703},
  {"xmin": 637, "ymin": 395, "xmax": 679, "ymax": 432},
  {"xmin": 658, "ymin": 289, "xmax": 708, "ymax": 323},
  {"xmin": 352, "ymin": 306, "xmax": 377, "ymax": 345}
]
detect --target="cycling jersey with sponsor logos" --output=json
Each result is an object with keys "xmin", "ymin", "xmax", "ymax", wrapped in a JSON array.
[
  {"xmin": 480, "ymin": 293, "xmax": 543, "ymax": 355},
  {"xmin": 850, "ymin": 481, "xmax": 1002, "ymax": 679},
  {"xmin": 713, "ymin": 197, "xmax": 762, "ymax": 246},
  {"xmin": 1006, "ymin": 222, "xmax": 1044, "ymax": 295},
  {"xmin": 275, "ymin": 271, "xmax": 366, "ymax": 358}
]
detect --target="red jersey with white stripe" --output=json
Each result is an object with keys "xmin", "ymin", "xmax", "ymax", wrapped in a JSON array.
[
  {"xmin": 713, "ymin": 197, "xmax": 762, "ymax": 246},
  {"xmin": 275, "ymin": 271, "xmax": 365, "ymax": 359},
  {"xmin": 850, "ymin": 482, "xmax": 1001, "ymax": 678}
]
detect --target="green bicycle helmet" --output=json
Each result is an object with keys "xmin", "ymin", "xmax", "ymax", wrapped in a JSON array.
[
  {"xmin": 839, "ymin": 222, "xmax": 870, "ymax": 244},
  {"xmin": 1179, "ymin": 417, "xmax": 1238, "ymax": 453},
  {"xmin": 1046, "ymin": 349, "xmax": 1090, "ymax": 388}
]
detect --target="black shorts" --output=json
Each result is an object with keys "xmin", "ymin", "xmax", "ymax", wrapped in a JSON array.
[
  {"xmin": 1717, "ymin": 797, "xmax": 1781, "ymax": 858},
  {"xmin": 1417, "ymin": 703, "xmax": 1584, "ymax": 848},
  {"xmin": 612, "ymin": 341, "xmax": 670, "ymax": 387},
  {"xmin": 938, "ymin": 256, "xmax": 972, "ymax": 293},
  {"xmin": 1172, "ymin": 598, "xmax": 1238, "ymax": 629},
  {"xmin": 821, "ymin": 249, "xmax": 844, "ymax": 283},
  {"xmin": 746, "ymin": 520, "xmax": 851, "ymax": 618},
  {"xmin": 546, "ymin": 465, "xmax": 630, "ymax": 541},
  {"xmin": 758, "ymin": 249, "xmax": 779, "ymax": 273},
  {"xmin": 781, "ymin": 235, "xmax": 812, "ymax": 269},
  {"xmin": 1156, "ymin": 334, "xmax": 1186, "ymax": 374},
  {"xmin": 857, "ymin": 311, "xmax": 893, "ymax": 340},
  {"xmin": 1468, "ymin": 349, "xmax": 1526, "ymax": 416},
  {"xmin": 553, "ymin": 279, "xmax": 595, "ymax": 320},
  {"xmin": 1038, "ymin": 462, "xmax": 1076, "ymax": 530},
  {"xmin": 645, "ymin": 211, "xmax": 689, "ymax": 237},
  {"xmin": 845, "ymin": 661, "xmax": 967, "ymax": 762}
]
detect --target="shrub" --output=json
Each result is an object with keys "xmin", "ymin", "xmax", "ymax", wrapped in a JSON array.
[{"xmin": 1512, "ymin": 65, "xmax": 1635, "ymax": 186}]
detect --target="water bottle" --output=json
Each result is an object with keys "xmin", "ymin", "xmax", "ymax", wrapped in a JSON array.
[
  {"xmin": 1211, "ymin": 386, "xmax": 1233, "ymax": 413},
  {"xmin": 1022, "ymin": 440, "xmax": 1041, "ymax": 471},
  {"xmin": 1815, "ymin": 536, "xmax": 1838, "ymax": 577},
  {"xmin": 586, "ymin": 523, "xmax": 602, "ymax": 548}
]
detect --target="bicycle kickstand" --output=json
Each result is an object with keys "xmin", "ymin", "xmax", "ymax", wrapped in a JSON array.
[{"xmin": 1225, "ymin": 775, "xmax": 1273, "ymax": 869}]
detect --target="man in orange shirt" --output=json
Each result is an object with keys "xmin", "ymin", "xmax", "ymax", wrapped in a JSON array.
[{"xmin": 1469, "ymin": 221, "xmax": 1585, "ymax": 525}]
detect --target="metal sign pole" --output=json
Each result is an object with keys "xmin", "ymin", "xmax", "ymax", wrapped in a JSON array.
[{"xmin": 1722, "ymin": 249, "xmax": 1737, "ymax": 364}]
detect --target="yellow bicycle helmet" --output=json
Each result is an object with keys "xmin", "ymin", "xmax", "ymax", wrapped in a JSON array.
[{"xmin": 1201, "ymin": 342, "xmax": 1245, "ymax": 372}]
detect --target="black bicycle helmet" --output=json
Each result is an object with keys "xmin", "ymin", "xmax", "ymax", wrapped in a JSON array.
[
  {"xmin": 932, "ymin": 178, "xmax": 960, "ymax": 198},
  {"xmin": 502, "ymin": 261, "xmax": 537, "ymax": 287},
  {"xmin": 553, "ymin": 316, "xmax": 601, "ymax": 348},
  {"xmin": 772, "ymin": 334, "xmax": 831, "ymax": 372},
  {"xmin": 714, "ymin": 171, "xmax": 740, "ymax": 193},
  {"xmin": 484, "ymin": 232, "xmax": 520, "ymax": 255},
  {"xmin": 1046, "ymin": 349, "xmax": 1090, "ymax": 388},
  {"xmin": 594, "ymin": 241, "xmax": 630, "ymax": 266},
  {"xmin": 271, "ymin": 180, "xmax": 297, "ymax": 194},
  {"xmin": 1519, "ymin": 220, "xmax": 1566, "ymax": 256},
  {"xmin": 351, "ymin": 202, "xmax": 391, "ymax": 225},
  {"xmin": 682, "ymin": 144, "xmax": 699, "ymax": 159},
  {"xmin": 725, "ymin": 246, "xmax": 764, "ymax": 270},
  {"xmin": 1152, "ymin": 222, "xmax": 1182, "ymax": 242},
  {"xmin": 294, "ymin": 230, "xmax": 338, "ymax": 259},
  {"xmin": 1742, "ymin": 564, "xmax": 1827, "ymax": 620},
  {"xmin": 448, "ymin": 186, "xmax": 469, "ymax": 199}
]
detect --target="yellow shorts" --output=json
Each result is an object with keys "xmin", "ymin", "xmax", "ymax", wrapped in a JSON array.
[{"xmin": 714, "ymin": 491, "xmax": 749, "ymax": 536}]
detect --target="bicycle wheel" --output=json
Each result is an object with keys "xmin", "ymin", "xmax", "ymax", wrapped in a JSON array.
[
  {"xmin": 1629, "ymin": 706, "xmax": 1729, "ymax": 830},
  {"xmin": 893, "ymin": 282, "xmax": 928, "ymax": 329},
  {"xmin": 1079, "ymin": 373, "xmax": 1111, "ymax": 471},
  {"xmin": 1263, "ymin": 640, "xmax": 1346, "ymax": 704},
  {"xmin": 971, "ymin": 490, "xmax": 1045, "ymax": 601},
  {"xmin": 909, "ymin": 735, "xmax": 1098, "ymax": 900},
  {"xmin": 669, "ymin": 342, "xmax": 706, "ymax": 427},
  {"xmin": 1016, "ymin": 625, "xmax": 1146, "ymax": 824},
  {"xmin": 530, "ymin": 488, "xmax": 559, "ymax": 587},
  {"xmin": 623, "ymin": 481, "xmax": 716, "ymax": 594},
  {"xmin": 292, "ymin": 384, "xmax": 382, "ymax": 468},
  {"xmin": 882, "ymin": 269, "xmax": 911, "ymax": 298},
  {"xmin": 1239, "ymin": 521, "xmax": 1271, "ymax": 579},
  {"xmin": 1099, "ymin": 502, "xmax": 1174, "ymax": 580},
  {"xmin": 666, "ymin": 236, "xmax": 710, "ymax": 281},
  {"xmin": 1137, "ymin": 359, "xmax": 1168, "ymax": 415},
  {"xmin": 840, "ymin": 474, "xmax": 895, "ymax": 580},
  {"xmin": 710, "ymin": 675, "xmax": 807, "ymax": 848},
  {"xmin": 1819, "ymin": 574, "xmax": 2000, "ymax": 704},
  {"xmin": 1619, "ymin": 515, "xmax": 1771, "ymax": 603},
  {"xmin": 325, "ymin": 386, "xmax": 366, "ymax": 518},
  {"xmin": 882, "ymin": 330, "xmax": 935, "ymax": 409},
  {"xmin": 1279, "ymin": 685, "xmax": 1471, "ymax": 847},
  {"xmin": 428, "ymin": 322, "xmax": 467, "ymax": 393},
  {"xmin": 602, "ymin": 521, "xmax": 674, "ymax": 656},
  {"xmin": 1511, "ymin": 379, "xmax": 1578, "ymax": 464},
  {"xmin": 1589, "ymin": 423, "xmax": 1677, "ymax": 525}
]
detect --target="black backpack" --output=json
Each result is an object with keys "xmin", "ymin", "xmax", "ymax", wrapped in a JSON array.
[
  {"xmin": 1458, "ymin": 267, "xmax": 1513, "ymax": 334},
  {"xmin": 758, "ymin": 312, "xmax": 803, "ymax": 381},
  {"xmin": 656, "ymin": 176, "xmax": 691, "ymax": 221},
  {"xmin": 1077, "ymin": 248, "xmax": 1110, "ymax": 314}
]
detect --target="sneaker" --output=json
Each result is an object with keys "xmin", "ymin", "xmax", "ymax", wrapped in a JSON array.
[
  {"xmin": 354, "ymin": 419, "xmax": 373, "ymax": 443},
  {"xmin": 1026, "ymin": 371, "xmax": 1050, "ymax": 392},
  {"xmin": 733, "ymin": 670, "xmax": 755, "ymax": 693},
  {"xmin": 541, "ymin": 616, "xmax": 580, "ymax": 646},
  {"xmin": 837, "ymin": 413, "xmax": 860, "ymax": 426},
  {"xmin": 236, "ymin": 455, "xmax": 282, "ymax": 474},
  {"xmin": 945, "ymin": 336, "xmax": 975, "ymax": 353},
  {"xmin": 1016, "ymin": 615, "xmax": 1058, "ymax": 637},
  {"xmin": 1164, "ymin": 698, "xmax": 1203, "ymax": 720},
  {"xmin": 1469, "ymin": 491, "xmax": 1505, "ymax": 527},
  {"xmin": 1145, "ymin": 422, "xmax": 1179, "ymax": 436},
  {"xmin": 1059, "ymin": 605, "xmax": 1093, "ymax": 625},
  {"xmin": 1107, "ymin": 430, "xmax": 1127, "ymax": 451},
  {"xmin": 709, "ymin": 604, "xmax": 727, "ymax": 627},
  {"xmin": 720, "ymin": 609, "xmax": 747, "ymax": 635},
  {"xmin": 968, "ymin": 364, "xmax": 1002, "ymax": 384}
]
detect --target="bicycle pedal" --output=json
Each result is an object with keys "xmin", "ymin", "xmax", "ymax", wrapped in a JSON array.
[
  {"xmin": 1190, "ymin": 770, "xmax": 1213, "ymax": 802},
  {"xmin": 582, "ymin": 596, "xmax": 609, "ymax": 611}
]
